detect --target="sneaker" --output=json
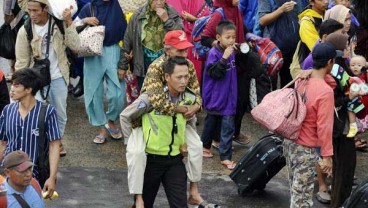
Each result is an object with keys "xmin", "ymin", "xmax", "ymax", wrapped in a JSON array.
[
  {"xmin": 347, "ymin": 123, "xmax": 358, "ymax": 138},
  {"xmin": 316, "ymin": 191, "xmax": 331, "ymax": 204}
]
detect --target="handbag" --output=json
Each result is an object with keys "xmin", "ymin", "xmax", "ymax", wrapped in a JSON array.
[
  {"xmin": 251, "ymin": 78, "xmax": 307, "ymax": 140},
  {"xmin": 32, "ymin": 18, "xmax": 52, "ymax": 100},
  {"xmin": 77, "ymin": 4, "xmax": 105, "ymax": 57}
]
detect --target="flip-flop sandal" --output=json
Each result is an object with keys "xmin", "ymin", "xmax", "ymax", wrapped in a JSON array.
[
  {"xmin": 211, "ymin": 142, "xmax": 219, "ymax": 149},
  {"xmin": 198, "ymin": 200, "xmax": 221, "ymax": 208},
  {"xmin": 203, "ymin": 149, "xmax": 214, "ymax": 158},
  {"xmin": 221, "ymin": 160, "xmax": 236, "ymax": 170},
  {"xmin": 105, "ymin": 124, "xmax": 123, "ymax": 139},
  {"xmin": 59, "ymin": 143, "xmax": 67, "ymax": 157},
  {"xmin": 212, "ymin": 142, "xmax": 234, "ymax": 150},
  {"xmin": 93, "ymin": 135, "xmax": 107, "ymax": 144}
]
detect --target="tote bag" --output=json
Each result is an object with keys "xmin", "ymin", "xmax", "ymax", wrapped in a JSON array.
[
  {"xmin": 251, "ymin": 79, "xmax": 307, "ymax": 140},
  {"xmin": 77, "ymin": 4, "xmax": 105, "ymax": 57}
]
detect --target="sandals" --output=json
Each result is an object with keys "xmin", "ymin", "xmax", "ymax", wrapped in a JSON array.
[
  {"xmin": 355, "ymin": 138, "xmax": 367, "ymax": 152},
  {"xmin": 221, "ymin": 160, "xmax": 236, "ymax": 170},
  {"xmin": 316, "ymin": 191, "xmax": 331, "ymax": 204},
  {"xmin": 198, "ymin": 200, "xmax": 221, "ymax": 208},
  {"xmin": 211, "ymin": 141, "xmax": 219, "ymax": 149},
  {"xmin": 347, "ymin": 123, "xmax": 359, "ymax": 138},
  {"xmin": 59, "ymin": 143, "xmax": 67, "ymax": 157},
  {"xmin": 105, "ymin": 124, "xmax": 123, "ymax": 140},
  {"xmin": 212, "ymin": 142, "xmax": 234, "ymax": 150},
  {"xmin": 233, "ymin": 133, "xmax": 251, "ymax": 145},
  {"xmin": 203, "ymin": 149, "xmax": 213, "ymax": 158},
  {"xmin": 93, "ymin": 135, "xmax": 107, "ymax": 144}
]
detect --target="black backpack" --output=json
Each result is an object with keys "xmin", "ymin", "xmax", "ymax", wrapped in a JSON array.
[{"xmin": 23, "ymin": 15, "xmax": 65, "ymax": 42}]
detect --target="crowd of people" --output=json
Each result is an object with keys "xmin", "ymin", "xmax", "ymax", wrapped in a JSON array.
[{"xmin": 0, "ymin": 0, "xmax": 368, "ymax": 207}]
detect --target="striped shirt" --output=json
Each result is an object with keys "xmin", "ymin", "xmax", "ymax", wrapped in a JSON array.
[{"xmin": 0, "ymin": 101, "xmax": 61, "ymax": 179}]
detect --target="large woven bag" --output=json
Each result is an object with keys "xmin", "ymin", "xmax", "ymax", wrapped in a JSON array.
[
  {"xmin": 77, "ymin": 25, "xmax": 105, "ymax": 57},
  {"xmin": 251, "ymin": 79, "xmax": 307, "ymax": 140}
]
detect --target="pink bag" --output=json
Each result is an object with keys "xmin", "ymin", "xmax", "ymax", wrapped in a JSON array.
[{"xmin": 251, "ymin": 79, "xmax": 307, "ymax": 140}]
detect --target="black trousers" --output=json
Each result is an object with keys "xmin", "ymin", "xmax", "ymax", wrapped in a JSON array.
[
  {"xmin": 270, "ymin": 55, "xmax": 293, "ymax": 90},
  {"xmin": 143, "ymin": 154, "xmax": 187, "ymax": 208},
  {"xmin": 331, "ymin": 135, "xmax": 356, "ymax": 208},
  {"xmin": 234, "ymin": 72, "xmax": 251, "ymax": 137}
]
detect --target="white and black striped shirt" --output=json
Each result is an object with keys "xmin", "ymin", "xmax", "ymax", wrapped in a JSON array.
[{"xmin": 0, "ymin": 101, "xmax": 61, "ymax": 178}]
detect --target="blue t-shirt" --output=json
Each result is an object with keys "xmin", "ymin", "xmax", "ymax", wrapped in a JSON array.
[{"xmin": 5, "ymin": 178, "xmax": 45, "ymax": 208}]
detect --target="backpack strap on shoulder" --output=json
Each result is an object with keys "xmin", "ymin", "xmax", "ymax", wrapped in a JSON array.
[
  {"xmin": 301, "ymin": 16, "xmax": 314, "ymax": 24},
  {"xmin": 53, "ymin": 16, "xmax": 65, "ymax": 36},
  {"xmin": 30, "ymin": 178, "xmax": 43, "ymax": 196},
  {"xmin": 24, "ymin": 15, "xmax": 65, "ymax": 43},
  {"xmin": 24, "ymin": 18, "xmax": 33, "ymax": 42}
]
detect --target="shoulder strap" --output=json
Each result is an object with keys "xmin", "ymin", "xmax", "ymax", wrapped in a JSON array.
[
  {"xmin": 24, "ymin": 15, "xmax": 65, "ymax": 43},
  {"xmin": 53, "ymin": 16, "xmax": 65, "ymax": 36},
  {"xmin": 24, "ymin": 18, "xmax": 32, "ymax": 42},
  {"xmin": 12, "ymin": 194, "xmax": 30, "ymax": 208},
  {"xmin": 45, "ymin": 17, "xmax": 52, "ymax": 59},
  {"xmin": 38, "ymin": 103, "xmax": 48, "ymax": 157},
  {"xmin": 30, "ymin": 178, "xmax": 42, "ymax": 196}
]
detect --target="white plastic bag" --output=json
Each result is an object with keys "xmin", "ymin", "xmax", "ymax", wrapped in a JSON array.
[
  {"xmin": 184, "ymin": 124, "xmax": 203, "ymax": 182},
  {"xmin": 47, "ymin": 0, "xmax": 78, "ymax": 20},
  {"xmin": 126, "ymin": 127, "xmax": 146, "ymax": 194}
]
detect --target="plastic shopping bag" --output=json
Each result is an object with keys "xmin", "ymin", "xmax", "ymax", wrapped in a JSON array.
[{"xmin": 47, "ymin": 0, "xmax": 78, "ymax": 20}]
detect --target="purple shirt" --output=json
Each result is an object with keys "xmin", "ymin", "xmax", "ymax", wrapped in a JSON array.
[{"xmin": 202, "ymin": 45, "xmax": 237, "ymax": 115}]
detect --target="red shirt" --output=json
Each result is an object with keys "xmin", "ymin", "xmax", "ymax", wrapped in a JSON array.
[{"xmin": 295, "ymin": 78, "xmax": 334, "ymax": 157}]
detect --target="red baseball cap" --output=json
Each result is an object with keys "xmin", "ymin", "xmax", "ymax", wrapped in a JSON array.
[
  {"xmin": 3, "ymin": 151, "xmax": 34, "ymax": 172},
  {"xmin": 164, "ymin": 30, "xmax": 194, "ymax": 50}
]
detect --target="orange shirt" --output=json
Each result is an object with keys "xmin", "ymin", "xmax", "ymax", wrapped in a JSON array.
[{"xmin": 295, "ymin": 78, "xmax": 335, "ymax": 157}]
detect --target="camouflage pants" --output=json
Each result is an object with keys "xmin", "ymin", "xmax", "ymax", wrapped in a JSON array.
[{"xmin": 284, "ymin": 140, "xmax": 318, "ymax": 208}]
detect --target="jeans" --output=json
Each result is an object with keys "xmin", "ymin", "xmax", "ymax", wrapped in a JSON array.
[
  {"xmin": 36, "ymin": 77, "xmax": 68, "ymax": 137},
  {"xmin": 201, "ymin": 114, "xmax": 235, "ymax": 161}
]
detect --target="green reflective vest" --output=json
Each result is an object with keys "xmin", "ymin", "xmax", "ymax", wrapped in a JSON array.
[{"xmin": 142, "ymin": 88, "xmax": 196, "ymax": 156}]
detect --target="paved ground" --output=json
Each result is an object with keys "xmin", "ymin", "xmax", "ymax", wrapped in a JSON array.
[
  {"xmin": 42, "ymin": 95, "xmax": 368, "ymax": 208},
  {"xmin": 1, "ymin": 4, "xmax": 368, "ymax": 208}
]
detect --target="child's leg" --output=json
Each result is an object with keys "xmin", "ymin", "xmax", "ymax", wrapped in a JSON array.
[
  {"xmin": 219, "ymin": 115, "xmax": 235, "ymax": 162},
  {"xmin": 347, "ymin": 111, "xmax": 358, "ymax": 138},
  {"xmin": 126, "ymin": 127, "xmax": 147, "ymax": 195},
  {"xmin": 120, "ymin": 93, "xmax": 152, "ymax": 144}
]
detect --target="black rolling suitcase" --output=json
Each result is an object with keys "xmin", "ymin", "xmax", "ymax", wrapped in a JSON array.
[
  {"xmin": 343, "ymin": 181, "xmax": 368, "ymax": 208},
  {"xmin": 230, "ymin": 134, "xmax": 286, "ymax": 196}
]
